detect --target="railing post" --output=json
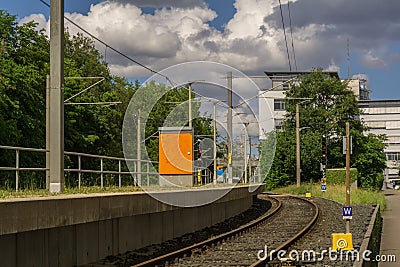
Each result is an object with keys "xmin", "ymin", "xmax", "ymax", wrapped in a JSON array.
[
  {"xmin": 100, "ymin": 158, "xmax": 103, "ymax": 188},
  {"xmin": 134, "ymin": 161, "xmax": 137, "ymax": 186},
  {"xmin": 118, "ymin": 160, "xmax": 121, "ymax": 188},
  {"xmin": 146, "ymin": 161, "xmax": 149, "ymax": 186},
  {"xmin": 78, "ymin": 155, "xmax": 81, "ymax": 189},
  {"xmin": 15, "ymin": 149, "xmax": 19, "ymax": 191}
]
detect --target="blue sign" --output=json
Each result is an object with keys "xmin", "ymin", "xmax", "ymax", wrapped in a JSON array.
[
  {"xmin": 342, "ymin": 206, "xmax": 353, "ymax": 220},
  {"xmin": 321, "ymin": 184, "xmax": 326, "ymax": 191},
  {"xmin": 216, "ymin": 169, "xmax": 224, "ymax": 176}
]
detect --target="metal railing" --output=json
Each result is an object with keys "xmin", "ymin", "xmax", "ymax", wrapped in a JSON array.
[{"xmin": 0, "ymin": 145, "xmax": 159, "ymax": 190}]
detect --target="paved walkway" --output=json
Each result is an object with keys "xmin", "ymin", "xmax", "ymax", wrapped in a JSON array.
[{"xmin": 379, "ymin": 189, "xmax": 400, "ymax": 266}]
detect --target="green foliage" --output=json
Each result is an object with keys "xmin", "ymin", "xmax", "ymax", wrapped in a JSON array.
[
  {"xmin": 0, "ymin": 12, "xmax": 213, "ymax": 189},
  {"xmin": 355, "ymin": 134, "xmax": 387, "ymax": 189},
  {"xmin": 0, "ymin": 11, "xmax": 49, "ymax": 188},
  {"xmin": 262, "ymin": 68, "xmax": 387, "ymax": 190},
  {"xmin": 261, "ymin": 130, "xmax": 294, "ymax": 190},
  {"xmin": 0, "ymin": 11, "xmax": 49, "ymax": 149},
  {"xmin": 0, "ymin": 12, "xmax": 137, "ymax": 189},
  {"xmin": 326, "ymin": 168, "xmax": 357, "ymax": 185},
  {"xmin": 272, "ymin": 183, "xmax": 386, "ymax": 210},
  {"xmin": 129, "ymin": 81, "xmax": 213, "ymax": 163}
]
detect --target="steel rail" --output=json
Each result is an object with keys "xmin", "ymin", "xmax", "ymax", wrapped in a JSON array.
[
  {"xmin": 249, "ymin": 195, "xmax": 320, "ymax": 266},
  {"xmin": 132, "ymin": 194, "xmax": 282, "ymax": 267}
]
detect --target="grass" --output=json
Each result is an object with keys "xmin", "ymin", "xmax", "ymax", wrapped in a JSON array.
[
  {"xmin": 271, "ymin": 183, "xmax": 387, "ymax": 210},
  {"xmin": 0, "ymin": 183, "xmax": 253, "ymax": 199},
  {"xmin": 0, "ymin": 186, "xmax": 143, "ymax": 199}
]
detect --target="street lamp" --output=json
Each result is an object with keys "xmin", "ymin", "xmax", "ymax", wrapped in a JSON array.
[{"xmin": 295, "ymin": 99, "xmax": 312, "ymax": 187}]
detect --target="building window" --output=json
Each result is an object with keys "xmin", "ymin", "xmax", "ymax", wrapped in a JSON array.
[
  {"xmin": 274, "ymin": 99, "xmax": 286, "ymax": 110},
  {"xmin": 386, "ymin": 152, "xmax": 400, "ymax": 161},
  {"xmin": 274, "ymin": 119, "xmax": 283, "ymax": 130},
  {"xmin": 282, "ymin": 82, "xmax": 291, "ymax": 90}
]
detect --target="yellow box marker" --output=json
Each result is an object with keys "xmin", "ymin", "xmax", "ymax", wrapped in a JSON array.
[
  {"xmin": 305, "ymin": 192, "xmax": 311, "ymax": 198},
  {"xmin": 332, "ymin": 233, "xmax": 354, "ymax": 250}
]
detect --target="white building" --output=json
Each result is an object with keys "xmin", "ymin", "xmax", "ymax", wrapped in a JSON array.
[
  {"xmin": 359, "ymin": 100, "xmax": 400, "ymax": 182},
  {"xmin": 258, "ymin": 71, "xmax": 399, "ymax": 182},
  {"xmin": 259, "ymin": 71, "xmax": 340, "ymax": 137}
]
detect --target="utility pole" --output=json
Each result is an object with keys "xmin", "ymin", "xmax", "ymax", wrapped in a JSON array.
[
  {"xmin": 213, "ymin": 102, "xmax": 217, "ymax": 184},
  {"xmin": 296, "ymin": 103, "xmax": 301, "ymax": 187},
  {"xmin": 295, "ymin": 98, "xmax": 311, "ymax": 187},
  {"xmin": 188, "ymin": 83, "xmax": 192, "ymax": 128},
  {"xmin": 249, "ymin": 135, "xmax": 252, "ymax": 182},
  {"xmin": 244, "ymin": 123, "xmax": 248, "ymax": 184},
  {"xmin": 49, "ymin": 0, "xmax": 64, "ymax": 193},
  {"xmin": 137, "ymin": 110, "xmax": 141, "ymax": 186},
  {"xmin": 46, "ymin": 75, "xmax": 50, "ymax": 190},
  {"xmin": 227, "ymin": 72, "xmax": 233, "ymax": 183},
  {"xmin": 345, "ymin": 122, "xmax": 351, "ymax": 233}
]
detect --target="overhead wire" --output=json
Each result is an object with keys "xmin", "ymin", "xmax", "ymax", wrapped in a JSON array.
[
  {"xmin": 39, "ymin": 0, "xmax": 176, "ymax": 87},
  {"xmin": 287, "ymin": 0, "xmax": 298, "ymax": 71},
  {"xmin": 278, "ymin": 0, "xmax": 292, "ymax": 72}
]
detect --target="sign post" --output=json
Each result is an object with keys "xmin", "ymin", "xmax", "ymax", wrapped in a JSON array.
[
  {"xmin": 345, "ymin": 122, "xmax": 351, "ymax": 233},
  {"xmin": 331, "ymin": 123, "xmax": 354, "ymax": 251},
  {"xmin": 321, "ymin": 135, "xmax": 327, "ymax": 196}
]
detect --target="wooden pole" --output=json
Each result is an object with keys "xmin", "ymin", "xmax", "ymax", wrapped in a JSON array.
[{"xmin": 345, "ymin": 122, "xmax": 351, "ymax": 233}]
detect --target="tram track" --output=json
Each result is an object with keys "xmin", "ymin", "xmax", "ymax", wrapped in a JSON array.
[{"xmin": 132, "ymin": 194, "xmax": 319, "ymax": 267}]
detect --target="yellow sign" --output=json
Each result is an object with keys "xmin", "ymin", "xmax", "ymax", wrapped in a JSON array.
[
  {"xmin": 228, "ymin": 153, "xmax": 232, "ymax": 164},
  {"xmin": 332, "ymin": 233, "xmax": 354, "ymax": 251}
]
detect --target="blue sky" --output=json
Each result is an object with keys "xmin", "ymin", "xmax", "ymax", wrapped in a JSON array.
[{"xmin": 3, "ymin": 0, "xmax": 400, "ymax": 100}]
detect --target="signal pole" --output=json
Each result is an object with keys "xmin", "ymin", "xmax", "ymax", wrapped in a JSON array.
[
  {"xmin": 321, "ymin": 135, "xmax": 327, "ymax": 196},
  {"xmin": 345, "ymin": 122, "xmax": 351, "ymax": 233}
]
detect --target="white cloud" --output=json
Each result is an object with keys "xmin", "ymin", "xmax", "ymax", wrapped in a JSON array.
[
  {"xmin": 18, "ymin": 0, "xmax": 399, "ymax": 81},
  {"xmin": 19, "ymin": 1, "xmax": 288, "ymax": 78},
  {"xmin": 361, "ymin": 51, "xmax": 388, "ymax": 69},
  {"xmin": 114, "ymin": 0, "xmax": 207, "ymax": 8},
  {"xmin": 225, "ymin": 0, "xmax": 275, "ymax": 39},
  {"xmin": 18, "ymin": 13, "xmax": 48, "ymax": 32},
  {"xmin": 325, "ymin": 60, "xmax": 340, "ymax": 72}
]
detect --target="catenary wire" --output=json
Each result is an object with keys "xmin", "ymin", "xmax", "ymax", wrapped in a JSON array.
[
  {"xmin": 287, "ymin": 0, "xmax": 298, "ymax": 71},
  {"xmin": 39, "ymin": 0, "xmax": 176, "ymax": 87},
  {"xmin": 288, "ymin": 0, "xmax": 297, "ymax": 71},
  {"xmin": 278, "ymin": 0, "xmax": 292, "ymax": 72}
]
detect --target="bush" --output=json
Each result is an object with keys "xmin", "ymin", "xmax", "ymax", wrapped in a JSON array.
[{"xmin": 326, "ymin": 168, "xmax": 357, "ymax": 185}]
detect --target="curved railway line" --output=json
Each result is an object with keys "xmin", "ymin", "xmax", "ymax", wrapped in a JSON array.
[{"xmin": 132, "ymin": 194, "xmax": 319, "ymax": 267}]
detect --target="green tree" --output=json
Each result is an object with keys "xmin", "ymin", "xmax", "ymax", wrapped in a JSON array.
[
  {"xmin": 63, "ymin": 32, "xmax": 137, "ymax": 157},
  {"xmin": 0, "ymin": 11, "xmax": 49, "ymax": 149},
  {"xmin": 355, "ymin": 134, "xmax": 387, "ymax": 189},
  {"xmin": 131, "ymin": 81, "xmax": 213, "ymax": 164},
  {"xmin": 0, "ymin": 11, "xmax": 51, "ymax": 188},
  {"xmin": 0, "ymin": 11, "xmax": 138, "ymax": 188},
  {"xmin": 261, "ymin": 130, "xmax": 294, "ymax": 190},
  {"xmin": 263, "ymin": 68, "xmax": 387, "ymax": 189}
]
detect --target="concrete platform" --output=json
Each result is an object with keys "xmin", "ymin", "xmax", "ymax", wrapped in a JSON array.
[
  {"xmin": 0, "ymin": 184, "xmax": 264, "ymax": 267},
  {"xmin": 379, "ymin": 189, "xmax": 400, "ymax": 266}
]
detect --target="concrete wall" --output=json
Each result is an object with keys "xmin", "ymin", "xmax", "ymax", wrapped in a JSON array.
[
  {"xmin": 0, "ymin": 185, "xmax": 264, "ymax": 267},
  {"xmin": 353, "ymin": 204, "xmax": 382, "ymax": 267}
]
